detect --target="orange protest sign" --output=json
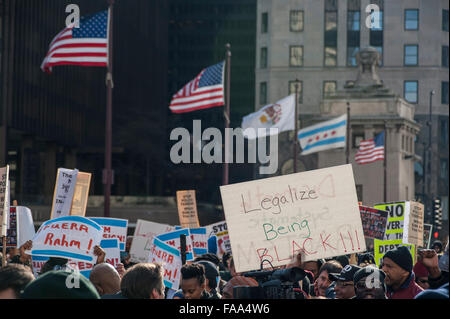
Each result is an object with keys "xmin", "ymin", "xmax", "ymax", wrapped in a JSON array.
[{"xmin": 176, "ymin": 190, "xmax": 200, "ymax": 229}]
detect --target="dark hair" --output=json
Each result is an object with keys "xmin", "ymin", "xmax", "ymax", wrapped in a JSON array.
[
  {"xmin": 318, "ymin": 260, "xmax": 343, "ymax": 277},
  {"xmin": 40, "ymin": 257, "xmax": 69, "ymax": 275},
  {"xmin": 0, "ymin": 264, "xmax": 35, "ymax": 298},
  {"xmin": 121, "ymin": 263, "xmax": 164, "ymax": 299},
  {"xmin": 222, "ymin": 252, "xmax": 232, "ymax": 270},
  {"xmin": 432, "ymin": 241, "xmax": 443, "ymax": 250},
  {"xmin": 181, "ymin": 263, "xmax": 206, "ymax": 286},
  {"xmin": 195, "ymin": 261, "xmax": 220, "ymax": 289},
  {"xmin": 335, "ymin": 255, "xmax": 349, "ymax": 267},
  {"xmin": 194, "ymin": 253, "xmax": 220, "ymax": 267}
]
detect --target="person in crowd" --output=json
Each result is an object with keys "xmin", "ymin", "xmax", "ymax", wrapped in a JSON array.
[
  {"xmin": 21, "ymin": 270, "xmax": 100, "ymax": 299},
  {"xmin": 121, "ymin": 236, "xmax": 136, "ymax": 270},
  {"xmin": 314, "ymin": 260, "xmax": 342, "ymax": 298},
  {"xmin": 413, "ymin": 260, "xmax": 430, "ymax": 290},
  {"xmin": 89, "ymin": 263, "xmax": 121, "ymax": 296},
  {"xmin": 431, "ymin": 240, "xmax": 443, "ymax": 255},
  {"xmin": 179, "ymin": 263, "xmax": 211, "ymax": 299},
  {"xmin": 194, "ymin": 253, "xmax": 227, "ymax": 293},
  {"xmin": 302, "ymin": 259, "xmax": 324, "ymax": 281},
  {"xmin": 8, "ymin": 240, "xmax": 32, "ymax": 266},
  {"xmin": 194, "ymin": 260, "xmax": 222, "ymax": 299},
  {"xmin": 119, "ymin": 263, "xmax": 165, "ymax": 299},
  {"xmin": 381, "ymin": 246, "xmax": 423, "ymax": 299},
  {"xmin": 328, "ymin": 264, "xmax": 361, "ymax": 299},
  {"xmin": 357, "ymin": 252, "xmax": 376, "ymax": 267},
  {"xmin": 335, "ymin": 255, "xmax": 350, "ymax": 268},
  {"xmin": 415, "ymin": 282, "xmax": 449, "ymax": 299},
  {"xmin": 417, "ymin": 243, "xmax": 449, "ymax": 290},
  {"xmin": 221, "ymin": 257, "xmax": 258, "ymax": 299},
  {"xmin": 0, "ymin": 264, "xmax": 35, "ymax": 299},
  {"xmin": 353, "ymin": 266, "xmax": 387, "ymax": 299}
]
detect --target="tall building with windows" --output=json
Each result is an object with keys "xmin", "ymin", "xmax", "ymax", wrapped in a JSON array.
[{"xmin": 255, "ymin": 0, "xmax": 449, "ymax": 236}]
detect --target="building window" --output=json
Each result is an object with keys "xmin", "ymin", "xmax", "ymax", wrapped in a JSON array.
[
  {"xmin": 261, "ymin": 12, "xmax": 268, "ymax": 33},
  {"xmin": 290, "ymin": 46, "xmax": 303, "ymax": 67},
  {"xmin": 405, "ymin": 9, "xmax": 419, "ymax": 30},
  {"xmin": 323, "ymin": 81, "xmax": 337, "ymax": 97},
  {"xmin": 260, "ymin": 47, "xmax": 267, "ymax": 69},
  {"xmin": 290, "ymin": 10, "xmax": 304, "ymax": 32},
  {"xmin": 404, "ymin": 81, "xmax": 418, "ymax": 103},
  {"xmin": 289, "ymin": 81, "xmax": 303, "ymax": 104},
  {"xmin": 404, "ymin": 45, "xmax": 418, "ymax": 66},
  {"xmin": 443, "ymin": 46, "xmax": 449, "ymax": 68},
  {"xmin": 260, "ymin": 82, "xmax": 267, "ymax": 105},
  {"xmin": 443, "ymin": 10, "xmax": 449, "ymax": 32},
  {"xmin": 440, "ymin": 118, "xmax": 449, "ymax": 146},
  {"xmin": 347, "ymin": 10, "xmax": 360, "ymax": 31},
  {"xmin": 324, "ymin": 8, "xmax": 338, "ymax": 67},
  {"xmin": 353, "ymin": 133, "xmax": 364, "ymax": 148},
  {"xmin": 347, "ymin": 9, "xmax": 360, "ymax": 67},
  {"xmin": 442, "ymin": 81, "xmax": 449, "ymax": 105}
]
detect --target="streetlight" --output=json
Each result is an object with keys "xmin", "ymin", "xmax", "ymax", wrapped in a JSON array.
[{"xmin": 427, "ymin": 90, "xmax": 435, "ymax": 222}]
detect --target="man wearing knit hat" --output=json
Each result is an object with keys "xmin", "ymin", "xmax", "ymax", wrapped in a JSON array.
[{"xmin": 381, "ymin": 246, "xmax": 423, "ymax": 299}]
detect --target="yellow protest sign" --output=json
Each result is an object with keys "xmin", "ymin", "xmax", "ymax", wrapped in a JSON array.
[{"xmin": 69, "ymin": 172, "xmax": 92, "ymax": 217}]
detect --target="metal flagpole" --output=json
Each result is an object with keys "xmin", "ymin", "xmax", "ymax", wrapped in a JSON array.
[
  {"xmin": 384, "ymin": 121, "xmax": 387, "ymax": 202},
  {"xmin": 223, "ymin": 44, "xmax": 231, "ymax": 186},
  {"xmin": 346, "ymin": 103, "xmax": 350, "ymax": 164},
  {"xmin": 104, "ymin": 0, "xmax": 114, "ymax": 217},
  {"xmin": 294, "ymin": 80, "xmax": 299, "ymax": 173}
]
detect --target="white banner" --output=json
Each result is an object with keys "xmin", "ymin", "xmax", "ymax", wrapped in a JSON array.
[
  {"xmin": 0, "ymin": 165, "xmax": 10, "ymax": 237},
  {"xmin": 50, "ymin": 168, "xmax": 78, "ymax": 219}
]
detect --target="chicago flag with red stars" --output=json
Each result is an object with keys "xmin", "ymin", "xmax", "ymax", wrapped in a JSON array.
[{"xmin": 297, "ymin": 114, "xmax": 347, "ymax": 155}]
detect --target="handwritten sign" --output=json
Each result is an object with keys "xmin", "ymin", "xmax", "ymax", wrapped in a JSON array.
[
  {"xmin": 422, "ymin": 224, "xmax": 433, "ymax": 249},
  {"xmin": 220, "ymin": 164, "xmax": 366, "ymax": 273},
  {"xmin": 6, "ymin": 206, "xmax": 35, "ymax": 247},
  {"xmin": 157, "ymin": 228, "xmax": 194, "ymax": 261},
  {"xmin": 0, "ymin": 165, "xmax": 10, "ymax": 237},
  {"xmin": 374, "ymin": 239, "xmax": 415, "ymax": 267},
  {"xmin": 359, "ymin": 205, "xmax": 388, "ymax": 240},
  {"xmin": 30, "ymin": 216, "xmax": 103, "ymax": 263},
  {"xmin": 89, "ymin": 217, "xmax": 128, "ymax": 251},
  {"xmin": 129, "ymin": 219, "xmax": 175, "ymax": 263},
  {"xmin": 70, "ymin": 172, "xmax": 91, "ymax": 217},
  {"xmin": 149, "ymin": 237, "xmax": 182, "ymax": 290},
  {"xmin": 31, "ymin": 255, "xmax": 49, "ymax": 277},
  {"xmin": 205, "ymin": 221, "xmax": 231, "ymax": 257},
  {"xmin": 190, "ymin": 227, "xmax": 208, "ymax": 256},
  {"xmin": 50, "ymin": 168, "xmax": 78, "ymax": 219},
  {"xmin": 176, "ymin": 190, "xmax": 200, "ymax": 229},
  {"xmin": 403, "ymin": 201, "xmax": 424, "ymax": 246},
  {"xmin": 101, "ymin": 238, "xmax": 121, "ymax": 268}
]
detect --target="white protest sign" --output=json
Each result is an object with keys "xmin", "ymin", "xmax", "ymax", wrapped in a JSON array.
[
  {"xmin": 403, "ymin": 201, "xmax": 424, "ymax": 246},
  {"xmin": 0, "ymin": 165, "xmax": 10, "ymax": 237},
  {"xmin": 220, "ymin": 164, "xmax": 366, "ymax": 273},
  {"xmin": 16, "ymin": 206, "xmax": 36, "ymax": 248},
  {"xmin": 149, "ymin": 237, "xmax": 182, "ymax": 290},
  {"xmin": 89, "ymin": 217, "xmax": 128, "ymax": 251},
  {"xmin": 50, "ymin": 168, "xmax": 78, "ymax": 219},
  {"xmin": 30, "ymin": 216, "xmax": 103, "ymax": 263},
  {"xmin": 31, "ymin": 255, "xmax": 49, "ymax": 277},
  {"xmin": 157, "ymin": 228, "xmax": 194, "ymax": 261},
  {"xmin": 101, "ymin": 238, "xmax": 121, "ymax": 267},
  {"xmin": 190, "ymin": 227, "xmax": 208, "ymax": 256},
  {"xmin": 205, "ymin": 220, "xmax": 231, "ymax": 257},
  {"xmin": 130, "ymin": 219, "xmax": 176, "ymax": 263}
]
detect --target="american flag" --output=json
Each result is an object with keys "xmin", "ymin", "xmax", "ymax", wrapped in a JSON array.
[
  {"xmin": 355, "ymin": 131, "xmax": 385, "ymax": 164},
  {"xmin": 169, "ymin": 62, "xmax": 225, "ymax": 113},
  {"xmin": 41, "ymin": 10, "xmax": 109, "ymax": 74}
]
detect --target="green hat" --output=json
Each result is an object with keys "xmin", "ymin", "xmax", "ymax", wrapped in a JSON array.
[{"xmin": 21, "ymin": 270, "xmax": 100, "ymax": 299}]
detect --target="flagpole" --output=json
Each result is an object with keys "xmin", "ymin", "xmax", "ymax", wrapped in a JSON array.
[
  {"xmin": 346, "ymin": 102, "xmax": 350, "ymax": 164},
  {"xmin": 104, "ymin": 0, "xmax": 114, "ymax": 217},
  {"xmin": 294, "ymin": 80, "xmax": 300, "ymax": 173},
  {"xmin": 384, "ymin": 121, "xmax": 387, "ymax": 202},
  {"xmin": 223, "ymin": 44, "xmax": 231, "ymax": 186}
]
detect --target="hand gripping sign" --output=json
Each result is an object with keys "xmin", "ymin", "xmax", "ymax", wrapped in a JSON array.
[{"xmin": 29, "ymin": 216, "xmax": 103, "ymax": 263}]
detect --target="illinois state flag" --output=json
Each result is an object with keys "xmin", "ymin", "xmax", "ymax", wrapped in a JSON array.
[
  {"xmin": 241, "ymin": 94, "xmax": 295, "ymax": 139},
  {"xmin": 297, "ymin": 114, "xmax": 347, "ymax": 155}
]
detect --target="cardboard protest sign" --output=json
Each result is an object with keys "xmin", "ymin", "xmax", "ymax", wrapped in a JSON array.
[
  {"xmin": 374, "ymin": 239, "xmax": 415, "ymax": 267},
  {"xmin": 69, "ymin": 172, "xmax": 91, "ymax": 217},
  {"xmin": 0, "ymin": 165, "xmax": 10, "ymax": 237},
  {"xmin": 30, "ymin": 216, "xmax": 103, "ymax": 263},
  {"xmin": 101, "ymin": 238, "xmax": 121, "ymax": 268},
  {"xmin": 130, "ymin": 219, "xmax": 175, "ymax": 263},
  {"xmin": 220, "ymin": 164, "xmax": 366, "ymax": 273},
  {"xmin": 403, "ymin": 201, "xmax": 424, "ymax": 246},
  {"xmin": 422, "ymin": 224, "xmax": 433, "ymax": 249},
  {"xmin": 157, "ymin": 228, "xmax": 194, "ymax": 261},
  {"xmin": 176, "ymin": 190, "xmax": 200, "ymax": 229},
  {"xmin": 50, "ymin": 168, "xmax": 78, "ymax": 219},
  {"xmin": 359, "ymin": 205, "xmax": 388, "ymax": 240},
  {"xmin": 205, "ymin": 220, "xmax": 231, "ymax": 257},
  {"xmin": 31, "ymin": 255, "xmax": 49, "ymax": 277},
  {"xmin": 89, "ymin": 217, "xmax": 128, "ymax": 251},
  {"xmin": 190, "ymin": 227, "xmax": 208, "ymax": 256},
  {"xmin": 149, "ymin": 237, "xmax": 182, "ymax": 290},
  {"xmin": 5, "ymin": 206, "xmax": 35, "ymax": 248}
]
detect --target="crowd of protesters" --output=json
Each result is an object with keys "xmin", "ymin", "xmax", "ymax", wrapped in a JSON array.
[{"xmin": 0, "ymin": 237, "xmax": 448, "ymax": 299}]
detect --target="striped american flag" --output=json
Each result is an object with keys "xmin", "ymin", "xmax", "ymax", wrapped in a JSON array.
[
  {"xmin": 41, "ymin": 10, "xmax": 109, "ymax": 74},
  {"xmin": 169, "ymin": 62, "xmax": 225, "ymax": 113},
  {"xmin": 355, "ymin": 131, "xmax": 385, "ymax": 164}
]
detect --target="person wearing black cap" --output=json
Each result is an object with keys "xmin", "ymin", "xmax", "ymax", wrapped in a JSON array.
[
  {"xmin": 381, "ymin": 246, "xmax": 423, "ymax": 299},
  {"xmin": 328, "ymin": 265, "xmax": 361, "ymax": 299},
  {"xmin": 353, "ymin": 266, "xmax": 387, "ymax": 299},
  {"xmin": 194, "ymin": 260, "xmax": 222, "ymax": 299}
]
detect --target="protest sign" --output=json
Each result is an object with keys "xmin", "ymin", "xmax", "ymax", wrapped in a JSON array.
[
  {"xmin": 70, "ymin": 172, "xmax": 91, "ymax": 217},
  {"xmin": 0, "ymin": 165, "xmax": 10, "ymax": 237},
  {"xmin": 176, "ymin": 190, "xmax": 200, "ymax": 229},
  {"xmin": 359, "ymin": 205, "xmax": 388, "ymax": 240},
  {"xmin": 31, "ymin": 255, "xmax": 49, "ymax": 277},
  {"xmin": 50, "ymin": 168, "xmax": 78, "ymax": 219},
  {"xmin": 5, "ymin": 206, "xmax": 35, "ymax": 247},
  {"xmin": 101, "ymin": 238, "xmax": 121, "ymax": 268},
  {"xmin": 422, "ymin": 224, "xmax": 433, "ymax": 249},
  {"xmin": 149, "ymin": 237, "xmax": 182, "ymax": 290},
  {"xmin": 220, "ymin": 164, "xmax": 366, "ymax": 273},
  {"xmin": 129, "ymin": 219, "xmax": 175, "ymax": 263},
  {"xmin": 89, "ymin": 217, "xmax": 128, "ymax": 251},
  {"xmin": 403, "ymin": 201, "xmax": 424, "ymax": 246},
  {"xmin": 30, "ymin": 216, "xmax": 103, "ymax": 263},
  {"xmin": 374, "ymin": 239, "xmax": 415, "ymax": 267},
  {"xmin": 190, "ymin": 227, "xmax": 208, "ymax": 256},
  {"xmin": 205, "ymin": 220, "xmax": 231, "ymax": 257},
  {"xmin": 157, "ymin": 228, "xmax": 194, "ymax": 261}
]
